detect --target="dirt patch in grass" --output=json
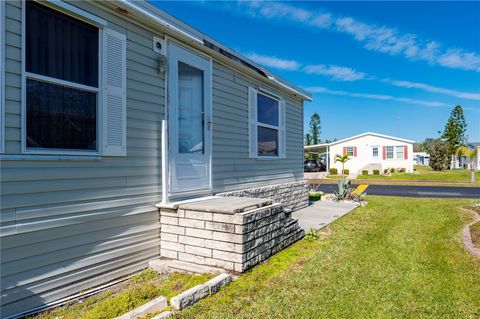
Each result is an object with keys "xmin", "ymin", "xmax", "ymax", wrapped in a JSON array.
[
  {"xmin": 471, "ymin": 222, "xmax": 480, "ymax": 249},
  {"xmin": 30, "ymin": 269, "xmax": 214, "ymax": 319}
]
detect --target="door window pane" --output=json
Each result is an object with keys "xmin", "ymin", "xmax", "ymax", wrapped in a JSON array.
[
  {"xmin": 27, "ymin": 79, "xmax": 97, "ymax": 150},
  {"xmin": 178, "ymin": 62, "xmax": 204, "ymax": 154},
  {"xmin": 257, "ymin": 93, "xmax": 278, "ymax": 126},
  {"xmin": 257, "ymin": 126, "xmax": 278, "ymax": 156},
  {"xmin": 26, "ymin": 1, "xmax": 99, "ymax": 87}
]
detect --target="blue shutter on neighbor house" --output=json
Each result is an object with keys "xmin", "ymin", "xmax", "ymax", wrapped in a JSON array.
[
  {"xmin": 102, "ymin": 28, "xmax": 127, "ymax": 156},
  {"xmin": 248, "ymin": 87, "xmax": 257, "ymax": 158}
]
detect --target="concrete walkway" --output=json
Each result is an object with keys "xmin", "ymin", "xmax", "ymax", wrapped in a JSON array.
[{"xmin": 293, "ymin": 200, "xmax": 360, "ymax": 230}]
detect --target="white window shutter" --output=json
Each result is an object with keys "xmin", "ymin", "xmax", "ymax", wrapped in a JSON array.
[
  {"xmin": 248, "ymin": 87, "xmax": 257, "ymax": 158},
  {"xmin": 102, "ymin": 28, "xmax": 127, "ymax": 156},
  {"xmin": 279, "ymin": 100, "xmax": 286, "ymax": 159}
]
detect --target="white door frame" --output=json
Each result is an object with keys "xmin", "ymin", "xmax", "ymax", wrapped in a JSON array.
[{"xmin": 166, "ymin": 41, "xmax": 212, "ymax": 198}]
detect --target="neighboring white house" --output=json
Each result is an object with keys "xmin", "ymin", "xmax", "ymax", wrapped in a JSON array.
[
  {"xmin": 304, "ymin": 132, "xmax": 414, "ymax": 174},
  {"xmin": 413, "ymin": 152, "xmax": 430, "ymax": 166}
]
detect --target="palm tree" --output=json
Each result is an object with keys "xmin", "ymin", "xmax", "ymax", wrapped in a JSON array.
[
  {"xmin": 456, "ymin": 146, "xmax": 478, "ymax": 183},
  {"xmin": 335, "ymin": 154, "xmax": 350, "ymax": 176}
]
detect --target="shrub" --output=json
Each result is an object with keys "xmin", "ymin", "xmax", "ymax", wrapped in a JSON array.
[
  {"xmin": 399, "ymin": 168, "xmax": 406, "ymax": 173},
  {"xmin": 373, "ymin": 169, "xmax": 380, "ymax": 175},
  {"xmin": 305, "ymin": 228, "xmax": 320, "ymax": 242},
  {"xmin": 342, "ymin": 169, "xmax": 350, "ymax": 175},
  {"xmin": 308, "ymin": 192, "xmax": 323, "ymax": 201},
  {"xmin": 334, "ymin": 178, "xmax": 353, "ymax": 201},
  {"xmin": 329, "ymin": 168, "xmax": 338, "ymax": 175},
  {"xmin": 383, "ymin": 169, "xmax": 389, "ymax": 174},
  {"xmin": 390, "ymin": 168, "xmax": 395, "ymax": 173},
  {"xmin": 424, "ymin": 139, "xmax": 450, "ymax": 171},
  {"xmin": 362, "ymin": 170, "xmax": 368, "ymax": 175}
]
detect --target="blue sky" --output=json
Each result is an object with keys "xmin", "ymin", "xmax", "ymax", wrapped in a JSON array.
[{"xmin": 152, "ymin": 1, "xmax": 480, "ymax": 143}]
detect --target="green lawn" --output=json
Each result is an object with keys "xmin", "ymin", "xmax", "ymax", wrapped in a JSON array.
[
  {"xmin": 357, "ymin": 165, "xmax": 480, "ymax": 182},
  {"xmin": 31, "ymin": 270, "xmax": 214, "ymax": 319},
  {"xmin": 176, "ymin": 196, "xmax": 480, "ymax": 319}
]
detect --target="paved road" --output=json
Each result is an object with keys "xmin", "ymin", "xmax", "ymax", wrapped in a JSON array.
[{"xmin": 312, "ymin": 184, "xmax": 480, "ymax": 199}]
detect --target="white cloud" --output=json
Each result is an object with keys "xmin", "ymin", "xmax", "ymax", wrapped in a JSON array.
[
  {"xmin": 303, "ymin": 64, "xmax": 367, "ymax": 81},
  {"xmin": 245, "ymin": 52, "xmax": 301, "ymax": 71},
  {"xmin": 384, "ymin": 79, "xmax": 480, "ymax": 101},
  {"xmin": 305, "ymin": 86, "xmax": 448, "ymax": 107},
  {"xmin": 232, "ymin": 2, "xmax": 480, "ymax": 72}
]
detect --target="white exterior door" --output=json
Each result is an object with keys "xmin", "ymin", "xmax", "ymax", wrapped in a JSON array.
[{"xmin": 168, "ymin": 43, "xmax": 212, "ymax": 195}]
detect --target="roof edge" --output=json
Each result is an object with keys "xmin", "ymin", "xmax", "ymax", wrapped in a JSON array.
[
  {"xmin": 111, "ymin": 0, "xmax": 312, "ymax": 101},
  {"xmin": 328, "ymin": 132, "xmax": 415, "ymax": 146}
]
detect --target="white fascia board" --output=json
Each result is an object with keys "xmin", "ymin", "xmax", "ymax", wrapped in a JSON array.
[{"xmin": 328, "ymin": 132, "xmax": 415, "ymax": 146}]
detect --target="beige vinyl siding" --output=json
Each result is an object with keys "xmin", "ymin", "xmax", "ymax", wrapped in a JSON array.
[
  {"xmin": 0, "ymin": 1, "xmax": 305, "ymax": 316},
  {"xmin": 0, "ymin": 1, "xmax": 164, "ymax": 316}
]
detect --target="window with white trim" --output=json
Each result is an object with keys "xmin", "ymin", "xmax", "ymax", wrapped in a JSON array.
[
  {"xmin": 386, "ymin": 146, "xmax": 394, "ymax": 159},
  {"xmin": 345, "ymin": 146, "xmax": 354, "ymax": 156},
  {"xmin": 396, "ymin": 146, "xmax": 404, "ymax": 159},
  {"xmin": 372, "ymin": 147, "xmax": 379, "ymax": 158},
  {"xmin": 26, "ymin": 1, "xmax": 99, "ymax": 151},
  {"xmin": 248, "ymin": 87, "xmax": 286, "ymax": 158},
  {"xmin": 23, "ymin": 1, "xmax": 127, "ymax": 156}
]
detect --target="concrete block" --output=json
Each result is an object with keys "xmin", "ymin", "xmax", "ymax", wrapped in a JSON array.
[
  {"xmin": 212, "ymin": 231, "xmax": 243, "ymax": 244},
  {"xmin": 204, "ymin": 258, "xmax": 234, "ymax": 271},
  {"xmin": 151, "ymin": 311, "xmax": 173, "ymax": 319},
  {"xmin": 148, "ymin": 259, "xmax": 170, "ymax": 273},
  {"xmin": 160, "ymin": 216, "xmax": 179, "ymax": 225},
  {"xmin": 115, "ymin": 296, "xmax": 167, "ymax": 319},
  {"xmin": 178, "ymin": 236, "xmax": 205, "ymax": 247},
  {"xmin": 161, "ymin": 241, "xmax": 185, "ymax": 252},
  {"xmin": 205, "ymin": 239, "xmax": 235, "ymax": 252},
  {"xmin": 161, "ymin": 233, "xmax": 178, "ymax": 243},
  {"xmin": 161, "ymin": 249, "xmax": 177, "ymax": 259},
  {"xmin": 234, "ymin": 262, "xmax": 243, "ymax": 273},
  {"xmin": 212, "ymin": 250, "xmax": 243, "ymax": 263},
  {"xmin": 212, "ymin": 213, "xmax": 243, "ymax": 225},
  {"xmin": 185, "ymin": 245, "xmax": 212, "ymax": 257},
  {"xmin": 179, "ymin": 218, "xmax": 205, "ymax": 228},
  {"xmin": 179, "ymin": 252, "xmax": 205, "ymax": 264},
  {"xmin": 205, "ymin": 273, "xmax": 232, "ymax": 294},
  {"xmin": 205, "ymin": 221, "xmax": 235, "ymax": 233},
  {"xmin": 162, "ymin": 224, "xmax": 185, "ymax": 235},
  {"xmin": 185, "ymin": 228, "xmax": 213, "ymax": 239},
  {"xmin": 185, "ymin": 210, "xmax": 213, "ymax": 221},
  {"xmin": 170, "ymin": 284, "xmax": 210, "ymax": 310}
]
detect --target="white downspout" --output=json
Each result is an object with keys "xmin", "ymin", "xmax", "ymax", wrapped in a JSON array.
[{"xmin": 161, "ymin": 119, "xmax": 169, "ymax": 203}]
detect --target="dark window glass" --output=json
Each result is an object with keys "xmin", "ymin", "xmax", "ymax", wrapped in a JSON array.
[
  {"xmin": 257, "ymin": 126, "xmax": 278, "ymax": 156},
  {"xmin": 27, "ymin": 79, "xmax": 97, "ymax": 150},
  {"xmin": 257, "ymin": 93, "xmax": 278, "ymax": 126},
  {"xmin": 26, "ymin": 1, "xmax": 99, "ymax": 87}
]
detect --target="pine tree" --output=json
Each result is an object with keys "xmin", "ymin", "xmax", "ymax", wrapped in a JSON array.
[
  {"xmin": 304, "ymin": 133, "xmax": 312, "ymax": 146},
  {"xmin": 309, "ymin": 112, "xmax": 321, "ymax": 145},
  {"xmin": 442, "ymin": 105, "xmax": 467, "ymax": 155}
]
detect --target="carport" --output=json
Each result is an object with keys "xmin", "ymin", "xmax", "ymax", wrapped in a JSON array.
[{"xmin": 304, "ymin": 143, "xmax": 331, "ymax": 171}]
